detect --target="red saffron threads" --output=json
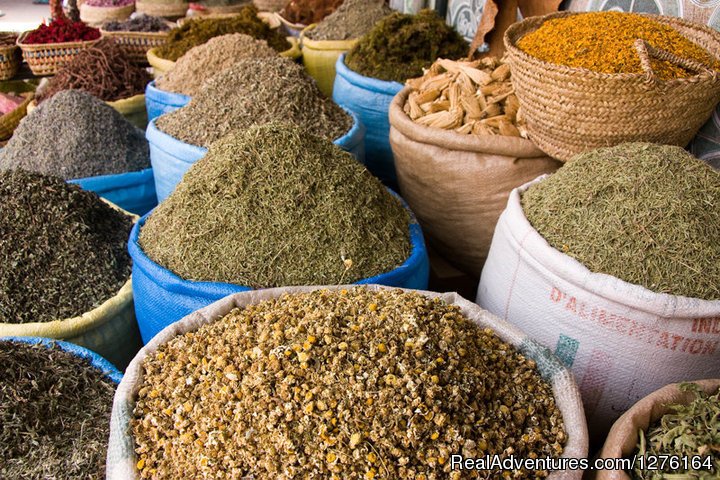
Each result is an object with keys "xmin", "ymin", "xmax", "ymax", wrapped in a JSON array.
[{"xmin": 24, "ymin": 17, "xmax": 101, "ymax": 44}]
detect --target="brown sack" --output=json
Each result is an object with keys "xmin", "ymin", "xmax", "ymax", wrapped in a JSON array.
[
  {"xmin": 389, "ymin": 86, "xmax": 561, "ymax": 276},
  {"xmin": 596, "ymin": 379, "xmax": 720, "ymax": 480}
]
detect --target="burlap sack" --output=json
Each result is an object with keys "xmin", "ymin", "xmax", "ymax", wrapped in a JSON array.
[
  {"xmin": 596, "ymin": 379, "xmax": 720, "ymax": 480},
  {"xmin": 389, "ymin": 87, "xmax": 561, "ymax": 276}
]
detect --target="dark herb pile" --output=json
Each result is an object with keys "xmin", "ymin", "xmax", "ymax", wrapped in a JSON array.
[
  {"xmin": 23, "ymin": 17, "xmax": 100, "ymax": 44},
  {"xmin": 155, "ymin": 5, "xmax": 290, "ymax": 61},
  {"xmin": 103, "ymin": 14, "xmax": 171, "ymax": 32},
  {"xmin": 281, "ymin": 0, "xmax": 343, "ymax": 26},
  {"xmin": 0, "ymin": 341, "xmax": 116, "ymax": 479},
  {"xmin": 156, "ymin": 56, "xmax": 352, "ymax": 147},
  {"xmin": 305, "ymin": 0, "xmax": 391, "ymax": 41},
  {"xmin": 0, "ymin": 170, "xmax": 133, "ymax": 324},
  {"xmin": 0, "ymin": 90, "xmax": 150, "ymax": 179},
  {"xmin": 140, "ymin": 123, "xmax": 410, "ymax": 287},
  {"xmin": 522, "ymin": 142, "xmax": 720, "ymax": 300},
  {"xmin": 345, "ymin": 9, "xmax": 468, "ymax": 82},
  {"xmin": 36, "ymin": 39, "xmax": 152, "ymax": 104}
]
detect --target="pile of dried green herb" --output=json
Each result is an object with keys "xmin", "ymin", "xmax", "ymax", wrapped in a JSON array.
[
  {"xmin": 132, "ymin": 287, "xmax": 566, "ymax": 479},
  {"xmin": 140, "ymin": 123, "xmax": 409, "ymax": 287},
  {"xmin": 0, "ymin": 90, "xmax": 150, "ymax": 179},
  {"xmin": 0, "ymin": 170, "xmax": 133, "ymax": 324},
  {"xmin": 522, "ymin": 142, "xmax": 720, "ymax": 300},
  {"xmin": 345, "ymin": 9, "xmax": 468, "ymax": 82},
  {"xmin": 102, "ymin": 14, "xmax": 171, "ymax": 32},
  {"xmin": 154, "ymin": 5, "xmax": 290, "ymax": 61},
  {"xmin": 155, "ymin": 56, "xmax": 352, "ymax": 147},
  {"xmin": 155, "ymin": 33, "xmax": 278, "ymax": 96},
  {"xmin": 631, "ymin": 383, "xmax": 719, "ymax": 480},
  {"xmin": 305, "ymin": 0, "xmax": 391, "ymax": 41},
  {"xmin": 0, "ymin": 340, "xmax": 116, "ymax": 478}
]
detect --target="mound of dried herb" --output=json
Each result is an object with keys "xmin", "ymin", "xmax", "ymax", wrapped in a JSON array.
[
  {"xmin": 155, "ymin": 56, "xmax": 352, "ymax": 146},
  {"xmin": 155, "ymin": 33, "xmax": 278, "ymax": 96},
  {"xmin": 36, "ymin": 38, "xmax": 152, "ymax": 104},
  {"xmin": 522, "ymin": 142, "xmax": 720, "ymax": 300},
  {"xmin": 103, "ymin": 14, "xmax": 172, "ymax": 32},
  {"xmin": 0, "ymin": 340, "xmax": 116, "ymax": 479},
  {"xmin": 631, "ymin": 383, "xmax": 719, "ymax": 480},
  {"xmin": 0, "ymin": 90, "xmax": 150, "ymax": 179},
  {"xmin": 155, "ymin": 5, "xmax": 290, "ymax": 61},
  {"xmin": 24, "ymin": 17, "xmax": 100, "ymax": 44},
  {"xmin": 305, "ymin": 0, "xmax": 391, "ymax": 41},
  {"xmin": 0, "ymin": 170, "xmax": 133, "ymax": 324},
  {"xmin": 140, "ymin": 123, "xmax": 409, "ymax": 287},
  {"xmin": 132, "ymin": 287, "xmax": 566, "ymax": 479},
  {"xmin": 345, "ymin": 9, "xmax": 468, "ymax": 82},
  {"xmin": 280, "ymin": 0, "xmax": 343, "ymax": 26}
]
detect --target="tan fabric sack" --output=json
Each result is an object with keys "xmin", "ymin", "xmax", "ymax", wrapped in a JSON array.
[
  {"xmin": 389, "ymin": 87, "xmax": 561, "ymax": 276},
  {"xmin": 596, "ymin": 379, "xmax": 720, "ymax": 480}
]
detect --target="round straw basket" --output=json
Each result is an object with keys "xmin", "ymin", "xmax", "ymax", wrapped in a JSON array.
[
  {"xmin": 80, "ymin": 3, "xmax": 135, "ymax": 27},
  {"xmin": 135, "ymin": 0, "xmax": 188, "ymax": 19},
  {"xmin": 17, "ymin": 32, "xmax": 103, "ymax": 76},
  {"xmin": 0, "ymin": 34, "xmax": 21, "ymax": 81},
  {"xmin": 100, "ymin": 28, "xmax": 171, "ymax": 65},
  {"xmin": 0, "ymin": 92, "xmax": 33, "ymax": 141},
  {"xmin": 504, "ymin": 12, "xmax": 720, "ymax": 162}
]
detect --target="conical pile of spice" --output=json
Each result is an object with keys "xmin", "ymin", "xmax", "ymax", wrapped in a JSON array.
[
  {"xmin": 154, "ymin": 5, "xmax": 290, "ymax": 61},
  {"xmin": 155, "ymin": 33, "xmax": 278, "ymax": 96},
  {"xmin": 132, "ymin": 287, "xmax": 567, "ymax": 479},
  {"xmin": 522, "ymin": 142, "xmax": 720, "ymax": 300},
  {"xmin": 280, "ymin": 0, "xmax": 343, "ymax": 26},
  {"xmin": 155, "ymin": 56, "xmax": 352, "ymax": 147},
  {"xmin": 0, "ymin": 90, "xmax": 150, "ymax": 179},
  {"xmin": 35, "ymin": 38, "xmax": 152, "ymax": 104},
  {"xmin": 0, "ymin": 170, "xmax": 133, "ymax": 324},
  {"xmin": 304, "ymin": 0, "xmax": 391, "ymax": 41},
  {"xmin": 140, "ymin": 123, "xmax": 410, "ymax": 287},
  {"xmin": 345, "ymin": 9, "xmax": 468, "ymax": 82},
  {"xmin": 0, "ymin": 340, "xmax": 116, "ymax": 478},
  {"xmin": 517, "ymin": 11, "xmax": 720, "ymax": 79}
]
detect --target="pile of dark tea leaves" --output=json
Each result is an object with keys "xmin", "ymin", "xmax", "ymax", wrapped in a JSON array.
[
  {"xmin": 139, "ymin": 123, "xmax": 410, "ymax": 288},
  {"xmin": 304, "ymin": 0, "xmax": 392, "ymax": 41},
  {"xmin": 156, "ymin": 56, "xmax": 352, "ymax": 147},
  {"xmin": 0, "ymin": 170, "xmax": 133, "ymax": 324},
  {"xmin": 0, "ymin": 340, "xmax": 116, "ymax": 479}
]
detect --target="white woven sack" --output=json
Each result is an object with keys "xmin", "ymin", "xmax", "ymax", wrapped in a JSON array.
[
  {"xmin": 108, "ymin": 284, "xmax": 588, "ymax": 479},
  {"xmin": 476, "ymin": 176, "xmax": 720, "ymax": 443}
]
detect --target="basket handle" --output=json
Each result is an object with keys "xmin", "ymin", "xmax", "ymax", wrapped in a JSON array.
[{"xmin": 634, "ymin": 38, "xmax": 717, "ymax": 80}]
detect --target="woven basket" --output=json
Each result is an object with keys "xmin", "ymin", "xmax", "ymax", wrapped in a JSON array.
[
  {"xmin": 17, "ymin": 32, "xmax": 103, "ymax": 76},
  {"xmin": 253, "ymin": 0, "xmax": 286, "ymax": 12},
  {"xmin": 135, "ymin": 0, "xmax": 188, "ymax": 18},
  {"xmin": 80, "ymin": 3, "xmax": 135, "ymax": 27},
  {"xmin": 101, "ymin": 28, "xmax": 170, "ymax": 65},
  {"xmin": 504, "ymin": 12, "xmax": 720, "ymax": 161},
  {"xmin": 0, "ymin": 92, "xmax": 33, "ymax": 141},
  {"xmin": 0, "ymin": 34, "xmax": 21, "ymax": 81}
]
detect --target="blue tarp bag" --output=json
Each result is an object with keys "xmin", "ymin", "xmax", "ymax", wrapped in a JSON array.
[
  {"xmin": 69, "ymin": 168, "xmax": 157, "ymax": 216},
  {"xmin": 145, "ymin": 80, "xmax": 191, "ymax": 121},
  {"xmin": 333, "ymin": 53, "xmax": 403, "ymax": 186}
]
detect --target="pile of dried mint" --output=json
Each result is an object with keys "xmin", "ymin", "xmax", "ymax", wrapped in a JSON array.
[
  {"xmin": 0, "ymin": 90, "xmax": 150, "ymax": 179},
  {"xmin": 155, "ymin": 33, "xmax": 278, "ymax": 96},
  {"xmin": 102, "ymin": 14, "xmax": 171, "ymax": 32},
  {"xmin": 522, "ymin": 142, "xmax": 720, "ymax": 300},
  {"xmin": 132, "ymin": 287, "xmax": 566, "ymax": 479},
  {"xmin": 631, "ymin": 383, "xmax": 719, "ymax": 480},
  {"xmin": 155, "ymin": 56, "xmax": 352, "ymax": 147},
  {"xmin": 305, "ymin": 0, "xmax": 391, "ymax": 41},
  {"xmin": 155, "ymin": 6, "xmax": 290, "ymax": 61},
  {"xmin": 0, "ymin": 341, "xmax": 116, "ymax": 479},
  {"xmin": 0, "ymin": 170, "xmax": 133, "ymax": 324},
  {"xmin": 140, "ymin": 123, "xmax": 410, "ymax": 287},
  {"xmin": 345, "ymin": 9, "xmax": 468, "ymax": 82}
]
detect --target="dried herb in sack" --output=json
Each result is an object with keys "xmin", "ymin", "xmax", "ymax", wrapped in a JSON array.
[
  {"xmin": 305, "ymin": 0, "xmax": 392, "ymax": 41},
  {"xmin": 103, "ymin": 15, "xmax": 172, "ymax": 32},
  {"xmin": 139, "ymin": 123, "xmax": 410, "ymax": 287}
]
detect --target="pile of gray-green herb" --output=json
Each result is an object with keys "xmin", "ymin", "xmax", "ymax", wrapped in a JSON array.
[
  {"xmin": 132, "ymin": 287, "xmax": 566, "ymax": 479},
  {"xmin": 140, "ymin": 123, "xmax": 409, "ymax": 287},
  {"xmin": 155, "ymin": 33, "xmax": 278, "ymax": 96},
  {"xmin": 0, "ymin": 90, "xmax": 150, "ymax": 179},
  {"xmin": 522, "ymin": 142, "xmax": 720, "ymax": 300},
  {"xmin": 156, "ymin": 56, "xmax": 352, "ymax": 147},
  {"xmin": 631, "ymin": 383, "xmax": 719, "ymax": 480},
  {"xmin": 305, "ymin": 0, "xmax": 392, "ymax": 41},
  {"xmin": 0, "ymin": 340, "xmax": 116, "ymax": 479},
  {"xmin": 0, "ymin": 170, "xmax": 133, "ymax": 324},
  {"xmin": 103, "ymin": 14, "xmax": 171, "ymax": 32}
]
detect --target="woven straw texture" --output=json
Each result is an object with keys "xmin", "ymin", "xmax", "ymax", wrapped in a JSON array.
[
  {"xmin": 80, "ymin": 3, "xmax": 135, "ymax": 27},
  {"xmin": 0, "ymin": 92, "xmax": 33, "ymax": 140},
  {"xmin": 135, "ymin": 0, "xmax": 188, "ymax": 19},
  {"xmin": 100, "ymin": 29, "xmax": 170, "ymax": 65},
  {"xmin": 504, "ymin": 11, "xmax": 720, "ymax": 161},
  {"xmin": 17, "ymin": 32, "xmax": 103, "ymax": 76},
  {"xmin": 0, "ymin": 39, "xmax": 21, "ymax": 81}
]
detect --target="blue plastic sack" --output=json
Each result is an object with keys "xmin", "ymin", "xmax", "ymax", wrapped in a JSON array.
[
  {"xmin": 129, "ymin": 195, "xmax": 430, "ymax": 343},
  {"xmin": 333, "ymin": 53, "xmax": 403, "ymax": 187},
  {"xmin": 145, "ymin": 80, "xmax": 191, "ymax": 121},
  {"xmin": 1, "ymin": 336, "xmax": 123, "ymax": 383},
  {"xmin": 69, "ymin": 168, "xmax": 157, "ymax": 216},
  {"xmin": 147, "ymin": 111, "xmax": 366, "ymax": 202}
]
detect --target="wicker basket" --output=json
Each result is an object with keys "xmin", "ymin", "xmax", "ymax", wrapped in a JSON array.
[
  {"xmin": 253, "ymin": 0, "xmax": 286, "ymax": 12},
  {"xmin": 101, "ymin": 28, "xmax": 171, "ymax": 65},
  {"xmin": 504, "ymin": 12, "xmax": 720, "ymax": 161},
  {"xmin": 16, "ymin": 32, "xmax": 103, "ymax": 76},
  {"xmin": 0, "ymin": 34, "xmax": 21, "ymax": 81},
  {"xmin": 80, "ymin": 3, "xmax": 135, "ymax": 27},
  {"xmin": 135, "ymin": 0, "xmax": 188, "ymax": 19},
  {"xmin": 0, "ymin": 92, "xmax": 34, "ymax": 141}
]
